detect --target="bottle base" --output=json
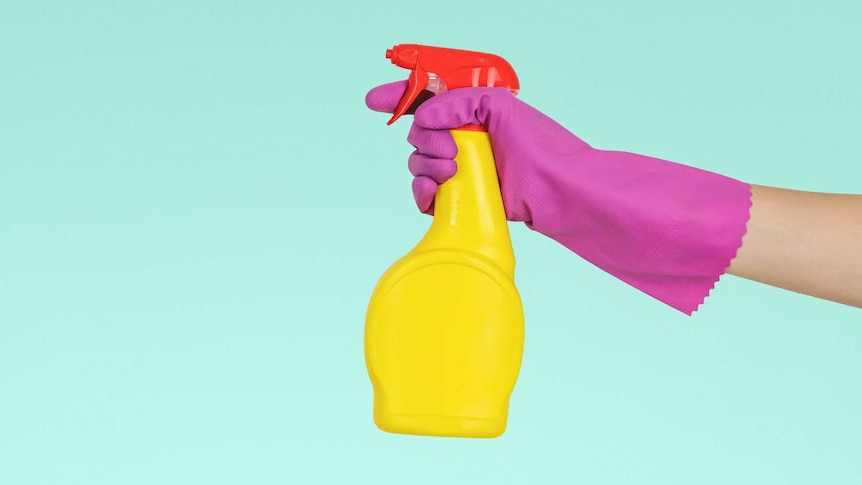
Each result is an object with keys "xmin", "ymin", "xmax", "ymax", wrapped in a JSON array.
[{"xmin": 375, "ymin": 413, "xmax": 506, "ymax": 438}]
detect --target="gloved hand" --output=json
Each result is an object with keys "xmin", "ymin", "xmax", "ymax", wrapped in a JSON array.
[{"xmin": 365, "ymin": 81, "xmax": 752, "ymax": 314}]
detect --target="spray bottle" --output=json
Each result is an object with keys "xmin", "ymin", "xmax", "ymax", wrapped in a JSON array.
[{"xmin": 365, "ymin": 44, "xmax": 524, "ymax": 438}]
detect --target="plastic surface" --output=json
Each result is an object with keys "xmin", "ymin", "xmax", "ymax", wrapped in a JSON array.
[
  {"xmin": 365, "ymin": 129, "xmax": 524, "ymax": 438},
  {"xmin": 385, "ymin": 44, "xmax": 520, "ymax": 125}
]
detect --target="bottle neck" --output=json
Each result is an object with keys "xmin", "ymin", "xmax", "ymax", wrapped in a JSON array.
[{"xmin": 412, "ymin": 129, "xmax": 515, "ymax": 276}]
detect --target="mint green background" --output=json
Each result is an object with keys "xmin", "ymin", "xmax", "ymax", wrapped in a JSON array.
[{"xmin": 2, "ymin": 1, "xmax": 860, "ymax": 483}]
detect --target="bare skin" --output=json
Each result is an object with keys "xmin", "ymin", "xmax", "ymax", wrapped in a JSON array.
[{"xmin": 727, "ymin": 185, "xmax": 862, "ymax": 308}]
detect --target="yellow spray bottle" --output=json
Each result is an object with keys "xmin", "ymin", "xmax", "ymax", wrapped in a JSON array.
[{"xmin": 365, "ymin": 44, "xmax": 524, "ymax": 438}]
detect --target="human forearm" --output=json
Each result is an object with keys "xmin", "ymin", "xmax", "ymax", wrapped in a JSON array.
[{"xmin": 727, "ymin": 185, "xmax": 862, "ymax": 307}]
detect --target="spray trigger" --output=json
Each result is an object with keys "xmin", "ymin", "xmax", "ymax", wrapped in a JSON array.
[{"xmin": 388, "ymin": 65, "xmax": 429, "ymax": 125}]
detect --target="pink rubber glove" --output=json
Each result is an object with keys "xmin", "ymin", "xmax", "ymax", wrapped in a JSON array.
[{"xmin": 366, "ymin": 81, "xmax": 752, "ymax": 314}]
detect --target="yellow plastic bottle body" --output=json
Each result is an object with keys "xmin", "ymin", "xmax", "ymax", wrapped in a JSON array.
[{"xmin": 365, "ymin": 129, "xmax": 524, "ymax": 438}]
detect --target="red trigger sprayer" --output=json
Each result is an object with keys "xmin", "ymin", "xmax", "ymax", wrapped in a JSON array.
[
  {"xmin": 384, "ymin": 44, "xmax": 520, "ymax": 125},
  {"xmin": 365, "ymin": 44, "xmax": 525, "ymax": 438}
]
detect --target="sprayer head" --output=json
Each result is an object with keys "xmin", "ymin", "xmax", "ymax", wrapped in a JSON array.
[{"xmin": 385, "ymin": 44, "xmax": 519, "ymax": 125}]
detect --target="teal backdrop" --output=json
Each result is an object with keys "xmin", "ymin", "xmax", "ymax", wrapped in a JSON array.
[{"xmin": 2, "ymin": 1, "xmax": 860, "ymax": 483}]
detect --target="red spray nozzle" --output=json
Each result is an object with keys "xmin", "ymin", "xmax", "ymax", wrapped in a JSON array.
[{"xmin": 385, "ymin": 44, "xmax": 519, "ymax": 125}]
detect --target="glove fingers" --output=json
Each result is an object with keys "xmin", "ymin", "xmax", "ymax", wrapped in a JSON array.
[
  {"xmin": 407, "ymin": 123, "xmax": 457, "ymax": 159},
  {"xmin": 412, "ymin": 176, "xmax": 438, "ymax": 214},
  {"xmin": 408, "ymin": 152, "xmax": 457, "ymax": 184},
  {"xmin": 413, "ymin": 88, "xmax": 498, "ymax": 129},
  {"xmin": 365, "ymin": 80, "xmax": 408, "ymax": 114}
]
